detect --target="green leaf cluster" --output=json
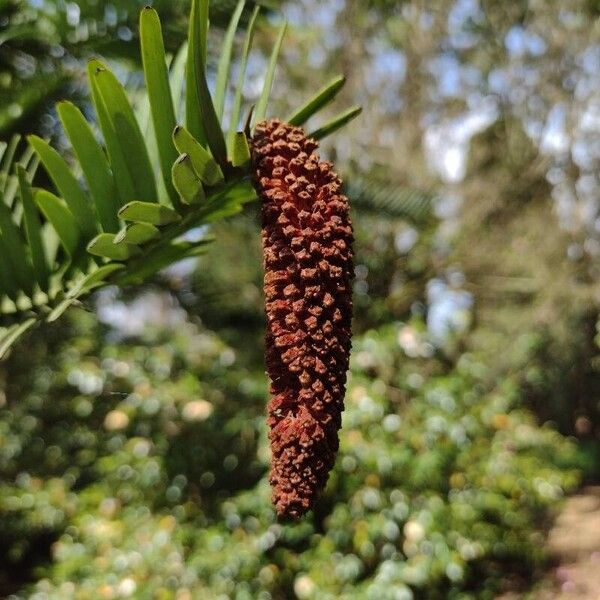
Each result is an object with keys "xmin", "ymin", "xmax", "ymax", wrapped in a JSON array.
[{"xmin": 0, "ymin": 0, "xmax": 360, "ymax": 358}]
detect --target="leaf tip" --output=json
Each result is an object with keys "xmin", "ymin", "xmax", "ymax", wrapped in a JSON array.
[{"xmin": 117, "ymin": 206, "xmax": 129, "ymax": 219}]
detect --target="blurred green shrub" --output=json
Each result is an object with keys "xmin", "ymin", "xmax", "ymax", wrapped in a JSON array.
[{"xmin": 0, "ymin": 306, "xmax": 580, "ymax": 599}]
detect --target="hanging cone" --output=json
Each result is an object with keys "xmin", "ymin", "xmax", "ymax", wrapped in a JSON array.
[{"xmin": 252, "ymin": 119, "xmax": 354, "ymax": 519}]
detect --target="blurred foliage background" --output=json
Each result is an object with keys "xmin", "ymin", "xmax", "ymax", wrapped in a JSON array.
[{"xmin": 1, "ymin": 0, "xmax": 600, "ymax": 598}]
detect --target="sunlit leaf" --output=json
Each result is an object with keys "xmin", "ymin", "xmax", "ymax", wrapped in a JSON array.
[
  {"xmin": 215, "ymin": 0, "xmax": 246, "ymax": 120},
  {"xmin": 228, "ymin": 5, "xmax": 260, "ymax": 152},
  {"xmin": 254, "ymin": 21, "xmax": 287, "ymax": 125},
  {"xmin": 29, "ymin": 136, "xmax": 97, "ymax": 241},
  {"xmin": 186, "ymin": 0, "xmax": 208, "ymax": 146},
  {"xmin": 187, "ymin": 0, "xmax": 228, "ymax": 166},
  {"xmin": 57, "ymin": 101, "xmax": 120, "ymax": 233},
  {"xmin": 172, "ymin": 155, "xmax": 205, "ymax": 205},
  {"xmin": 140, "ymin": 7, "xmax": 179, "ymax": 207},
  {"xmin": 231, "ymin": 132, "xmax": 251, "ymax": 167},
  {"xmin": 114, "ymin": 223, "xmax": 160, "ymax": 245},
  {"xmin": 310, "ymin": 106, "xmax": 362, "ymax": 140},
  {"xmin": 287, "ymin": 76, "xmax": 346, "ymax": 127},
  {"xmin": 34, "ymin": 189, "xmax": 80, "ymax": 258},
  {"xmin": 173, "ymin": 125, "xmax": 224, "ymax": 186},
  {"xmin": 118, "ymin": 201, "xmax": 181, "ymax": 226},
  {"xmin": 87, "ymin": 59, "xmax": 137, "ymax": 207},
  {"xmin": 87, "ymin": 233, "xmax": 141, "ymax": 261},
  {"xmin": 92, "ymin": 63, "xmax": 158, "ymax": 202}
]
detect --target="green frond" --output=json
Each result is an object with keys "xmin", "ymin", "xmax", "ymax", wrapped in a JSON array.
[{"xmin": 0, "ymin": 1, "xmax": 359, "ymax": 358}]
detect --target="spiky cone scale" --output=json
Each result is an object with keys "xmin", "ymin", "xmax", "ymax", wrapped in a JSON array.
[{"xmin": 251, "ymin": 119, "xmax": 354, "ymax": 519}]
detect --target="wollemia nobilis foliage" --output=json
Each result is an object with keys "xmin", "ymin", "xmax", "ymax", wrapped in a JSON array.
[{"xmin": 251, "ymin": 119, "xmax": 354, "ymax": 519}]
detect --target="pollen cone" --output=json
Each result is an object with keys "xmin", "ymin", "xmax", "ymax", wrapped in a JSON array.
[{"xmin": 251, "ymin": 119, "xmax": 354, "ymax": 519}]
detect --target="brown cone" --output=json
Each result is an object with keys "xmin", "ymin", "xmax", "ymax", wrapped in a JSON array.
[{"xmin": 251, "ymin": 119, "xmax": 354, "ymax": 519}]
